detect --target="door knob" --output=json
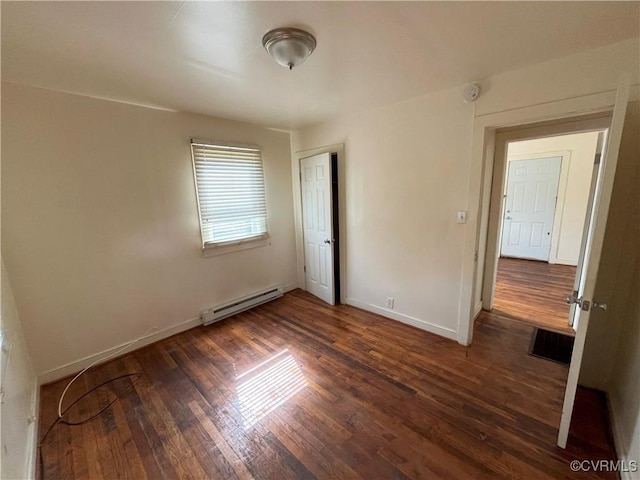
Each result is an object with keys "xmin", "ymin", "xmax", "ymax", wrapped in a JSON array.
[
  {"xmin": 566, "ymin": 295, "xmax": 607, "ymax": 312},
  {"xmin": 324, "ymin": 239, "xmax": 334, "ymax": 244},
  {"xmin": 566, "ymin": 294, "xmax": 589, "ymax": 311},
  {"xmin": 505, "ymin": 216, "xmax": 512, "ymax": 220},
  {"xmin": 593, "ymin": 301, "xmax": 608, "ymax": 311},
  {"xmin": 565, "ymin": 295, "xmax": 581, "ymax": 305}
]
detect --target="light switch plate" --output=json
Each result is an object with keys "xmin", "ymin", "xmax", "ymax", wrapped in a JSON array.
[{"xmin": 457, "ymin": 211, "xmax": 467, "ymax": 224}]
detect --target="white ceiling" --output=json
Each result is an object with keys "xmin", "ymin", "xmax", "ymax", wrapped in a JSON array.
[{"xmin": 2, "ymin": 2, "xmax": 639, "ymax": 129}]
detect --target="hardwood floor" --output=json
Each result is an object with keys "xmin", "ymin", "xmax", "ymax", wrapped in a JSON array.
[
  {"xmin": 493, "ymin": 257, "xmax": 577, "ymax": 335},
  {"xmin": 38, "ymin": 290, "xmax": 617, "ymax": 479}
]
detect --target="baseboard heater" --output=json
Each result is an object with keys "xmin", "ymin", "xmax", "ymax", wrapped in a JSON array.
[{"xmin": 201, "ymin": 285, "xmax": 283, "ymax": 326}]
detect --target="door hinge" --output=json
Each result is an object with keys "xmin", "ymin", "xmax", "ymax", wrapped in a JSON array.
[
  {"xmin": 299, "ymin": 171, "xmax": 302, "ymax": 181},
  {"xmin": 474, "ymin": 251, "xmax": 478, "ymax": 262},
  {"xmin": 303, "ymin": 265, "xmax": 306, "ymax": 272}
]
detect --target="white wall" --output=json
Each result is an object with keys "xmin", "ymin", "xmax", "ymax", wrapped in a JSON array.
[
  {"xmin": 609, "ymin": 261, "xmax": 640, "ymax": 479},
  {"xmin": 294, "ymin": 87, "xmax": 474, "ymax": 339},
  {"xmin": 475, "ymin": 39, "xmax": 639, "ymax": 117},
  {"xmin": 506, "ymin": 132, "xmax": 599, "ymax": 265},
  {"xmin": 293, "ymin": 38, "xmax": 638, "ymax": 343},
  {"xmin": 1, "ymin": 83, "xmax": 297, "ymax": 378},
  {"xmin": 0, "ymin": 261, "xmax": 38, "ymax": 480}
]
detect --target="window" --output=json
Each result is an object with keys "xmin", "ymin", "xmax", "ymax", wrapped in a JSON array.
[{"xmin": 191, "ymin": 140, "xmax": 269, "ymax": 248}]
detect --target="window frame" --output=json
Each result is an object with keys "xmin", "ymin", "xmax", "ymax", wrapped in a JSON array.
[{"xmin": 190, "ymin": 138, "xmax": 270, "ymax": 255}]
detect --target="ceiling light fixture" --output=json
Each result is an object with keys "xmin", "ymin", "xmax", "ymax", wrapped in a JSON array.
[{"xmin": 262, "ymin": 27, "xmax": 317, "ymax": 70}]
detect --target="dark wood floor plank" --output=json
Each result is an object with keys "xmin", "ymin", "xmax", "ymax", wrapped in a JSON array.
[
  {"xmin": 188, "ymin": 400, "xmax": 253, "ymax": 480},
  {"xmin": 264, "ymin": 413, "xmax": 340, "ymax": 479},
  {"xmin": 38, "ymin": 289, "xmax": 618, "ymax": 479},
  {"xmin": 494, "ymin": 257, "xmax": 577, "ymax": 335}
]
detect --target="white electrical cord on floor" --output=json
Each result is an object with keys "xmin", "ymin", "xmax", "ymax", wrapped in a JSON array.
[{"xmin": 57, "ymin": 326, "xmax": 159, "ymax": 419}]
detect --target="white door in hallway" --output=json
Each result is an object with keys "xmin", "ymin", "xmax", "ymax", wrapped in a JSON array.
[
  {"xmin": 500, "ymin": 156, "xmax": 562, "ymax": 261},
  {"xmin": 301, "ymin": 153, "xmax": 335, "ymax": 305},
  {"xmin": 558, "ymin": 75, "xmax": 630, "ymax": 448}
]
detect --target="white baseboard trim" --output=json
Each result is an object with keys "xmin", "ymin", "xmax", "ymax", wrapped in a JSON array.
[
  {"xmin": 37, "ymin": 283, "xmax": 300, "ymax": 385},
  {"xmin": 345, "ymin": 297, "xmax": 458, "ymax": 341},
  {"xmin": 607, "ymin": 392, "xmax": 637, "ymax": 480},
  {"xmin": 474, "ymin": 301, "xmax": 483, "ymax": 318},
  {"xmin": 549, "ymin": 257, "xmax": 578, "ymax": 266},
  {"xmin": 37, "ymin": 316, "xmax": 201, "ymax": 385}
]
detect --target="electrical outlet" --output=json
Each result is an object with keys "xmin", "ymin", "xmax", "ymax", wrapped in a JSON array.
[
  {"xmin": 386, "ymin": 297, "xmax": 395, "ymax": 309},
  {"xmin": 457, "ymin": 211, "xmax": 467, "ymax": 224}
]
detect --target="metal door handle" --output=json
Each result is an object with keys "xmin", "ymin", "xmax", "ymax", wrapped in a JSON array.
[
  {"xmin": 565, "ymin": 295, "xmax": 581, "ymax": 305},
  {"xmin": 324, "ymin": 239, "xmax": 334, "ymax": 244},
  {"xmin": 566, "ymin": 294, "xmax": 589, "ymax": 311},
  {"xmin": 505, "ymin": 216, "xmax": 512, "ymax": 220},
  {"xmin": 566, "ymin": 295, "xmax": 607, "ymax": 312},
  {"xmin": 593, "ymin": 301, "xmax": 608, "ymax": 311}
]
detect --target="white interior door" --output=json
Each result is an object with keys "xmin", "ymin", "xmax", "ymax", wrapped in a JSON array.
[
  {"xmin": 301, "ymin": 153, "xmax": 335, "ymax": 305},
  {"xmin": 500, "ymin": 156, "xmax": 562, "ymax": 261},
  {"xmin": 566, "ymin": 137, "xmax": 604, "ymax": 329},
  {"xmin": 557, "ymin": 75, "xmax": 630, "ymax": 448}
]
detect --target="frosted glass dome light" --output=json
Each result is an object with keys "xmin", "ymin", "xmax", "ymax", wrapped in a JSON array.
[{"xmin": 262, "ymin": 28, "xmax": 317, "ymax": 70}]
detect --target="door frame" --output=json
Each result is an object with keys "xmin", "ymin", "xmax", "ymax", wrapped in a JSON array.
[
  {"xmin": 293, "ymin": 144, "xmax": 346, "ymax": 303},
  {"xmin": 457, "ymin": 86, "xmax": 638, "ymax": 346},
  {"xmin": 482, "ymin": 117, "xmax": 611, "ymax": 312}
]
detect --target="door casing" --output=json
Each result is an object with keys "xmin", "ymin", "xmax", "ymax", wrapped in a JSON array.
[
  {"xmin": 293, "ymin": 144, "xmax": 346, "ymax": 303},
  {"xmin": 458, "ymin": 85, "xmax": 640, "ymax": 347},
  {"xmin": 480, "ymin": 115, "xmax": 611, "ymax": 312},
  {"xmin": 300, "ymin": 153, "xmax": 335, "ymax": 304},
  {"xmin": 460, "ymin": 91, "xmax": 635, "ymax": 346}
]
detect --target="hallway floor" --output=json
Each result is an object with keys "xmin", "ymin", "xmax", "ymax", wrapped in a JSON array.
[{"xmin": 493, "ymin": 257, "xmax": 577, "ymax": 336}]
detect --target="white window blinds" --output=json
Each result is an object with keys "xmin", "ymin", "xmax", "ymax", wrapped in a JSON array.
[{"xmin": 191, "ymin": 141, "xmax": 269, "ymax": 247}]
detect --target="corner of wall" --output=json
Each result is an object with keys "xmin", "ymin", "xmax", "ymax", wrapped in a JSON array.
[{"xmin": 607, "ymin": 390, "xmax": 639, "ymax": 480}]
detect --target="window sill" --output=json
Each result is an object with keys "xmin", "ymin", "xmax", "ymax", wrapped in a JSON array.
[{"xmin": 202, "ymin": 236, "xmax": 271, "ymax": 258}]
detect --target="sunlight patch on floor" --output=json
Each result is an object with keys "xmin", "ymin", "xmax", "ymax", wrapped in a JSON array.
[{"xmin": 236, "ymin": 349, "xmax": 307, "ymax": 429}]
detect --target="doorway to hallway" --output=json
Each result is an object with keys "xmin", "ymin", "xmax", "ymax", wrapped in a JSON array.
[{"xmin": 491, "ymin": 130, "xmax": 603, "ymax": 336}]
